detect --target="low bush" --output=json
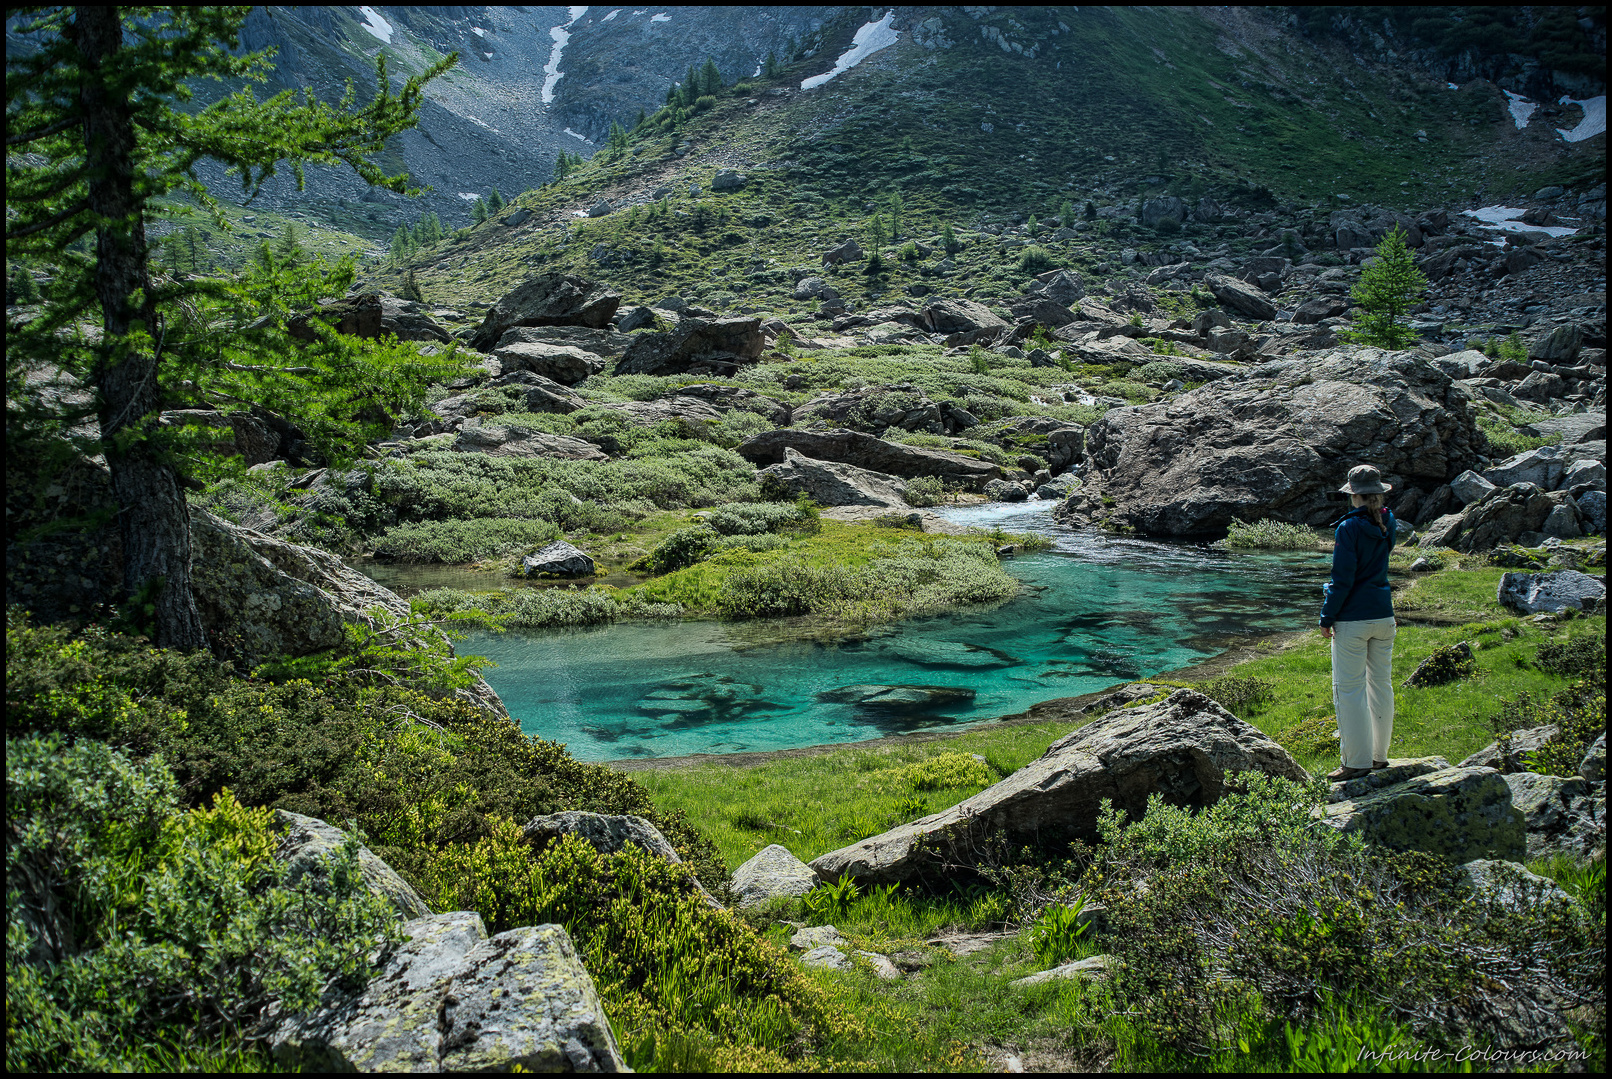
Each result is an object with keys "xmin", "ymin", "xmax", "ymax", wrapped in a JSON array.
[
  {"xmin": 1537, "ymin": 633, "xmax": 1605, "ymax": 679},
  {"xmin": 411, "ymin": 586, "xmax": 683, "ymax": 629},
  {"xmin": 703, "ymin": 501, "xmax": 807, "ymax": 536},
  {"xmin": 7, "ymin": 734, "xmax": 398, "ymax": 1072},
  {"xmin": 1476, "ymin": 410, "xmax": 1557, "ymax": 457},
  {"xmin": 633, "ymin": 524, "xmax": 721, "ymax": 575},
  {"xmin": 1081, "ymin": 774, "xmax": 1604, "ymax": 1064},
  {"xmin": 1193, "ymin": 673, "xmax": 1276, "ymax": 715},
  {"xmin": 372, "ymin": 516, "xmax": 561, "ymax": 563},
  {"xmin": 902, "ymin": 474, "xmax": 948, "ymax": 507},
  {"xmin": 1018, "ymin": 245, "xmax": 1056, "ymax": 272},
  {"xmin": 1224, "ymin": 518, "xmax": 1323, "ymax": 550},
  {"xmin": 899, "ymin": 750, "xmax": 995, "ymax": 792},
  {"xmin": 1133, "ymin": 360, "xmax": 1185, "ymax": 384}
]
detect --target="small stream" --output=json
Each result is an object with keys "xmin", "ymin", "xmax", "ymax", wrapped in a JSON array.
[{"xmin": 357, "ymin": 502, "xmax": 1330, "ymax": 762}]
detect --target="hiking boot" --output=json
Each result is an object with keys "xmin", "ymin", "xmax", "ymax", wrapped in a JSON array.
[
  {"xmin": 1372, "ymin": 760, "xmax": 1389, "ymax": 770},
  {"xmin": 1327, "ymin": 765, "xmax": 1372, "ymax": 782}
]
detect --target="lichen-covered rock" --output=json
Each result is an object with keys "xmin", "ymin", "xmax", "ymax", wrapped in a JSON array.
[
  {"xmin": 1581, "ymin": 732, "xmax": 1606, "ymax": 783},
  {"xmin": 1496, "ymin": 569, "xmax": 1606, "ymax": 614},
  {"xmin": 799, "ymin": 944, "xmax": 852, "ymax": 971},
  {"xmin": 612, "ymin": 316, "xmax": 764, "ymax": 378},
  {"xmin": 1503, "ymin": 770, "xmax": 1605, "ymax": 860},
  {"xmin": 730, "ymin": 844, "xmax": 818, "ymax": 909},
  {"xmin": 523, "ymin": 811, "xmax": 682, "ymax": 862},
  {"xmin": 1452, "ymin": 483, "xmax": 1557, "ymax": 551},
  {"xmin": 1057, "ymin": 349, "xmax": 1482, "ymax": 536},
  {"xmin": 789, "ymin": 925, "xmax": 847, "ymax": 951},
  {"xmin": 984, "ymin": 478, "xmax": 1029, "ymax": 502},
  {"xmin": 270, "ymin": 912, "xmax": 626, "ymax": 1072},
  {"xmin": 451, "ymin": 424, "xmax": 610, "ymax": 460},
  {"xmin": 1326, "ymin": 757, "xmax": 1450, "ymax": 803},
  {"xmin": 1461, "ymin": 859, "xmax": 1574, "ymax": 914},
  {"xmin": 468, "ymin": 274, "xmax": 622, "ymax": 350},
  {"xmin": 492, "ymin": 341, "xmax": 606, "ymax": 385},
  {"xmin": 522, "ymin": 541, "xmax": 595, "ymax": 577},
  {"xmin": 273, "ymin": 810, "xmax": 432, "ymax": 921},
  {"xmin": 810, "ymin": 690, "xmax": 1308, "ymax": 886},
  {"xmin": 1322, "ymin": 766, "xmax": 1525, "ymax": 862},
  {"xmin": 758, "ymin": 447, "xmax": 910, "ymax": 508},
  {"xmin": 1459, "ymin": 726, "xmax": 1560, "ymax": 774}
]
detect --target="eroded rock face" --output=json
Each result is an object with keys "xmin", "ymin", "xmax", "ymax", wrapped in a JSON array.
[
  {"xmin": 1205, "ymin": 273, "xmax": 1277, "ymax": 321},
  {"xmin": 493, "ymin": 324, "xmax": 637, "ymax": 358},
  {"xmin": 730, "ymin": 844, "xmax": 818, "ymax": 909},
  {"xmin": 1460, "ymin": 726, "xmax": 1561, "ymax": 774},
  {"xmin": 808, "ymin": 690, "xmax": 1308, "ymax": 886},
  {"xmin": 269, "ymin": 912, "xmax": 626, "ymax": 1072},
  {"xmin": 1322, "ymin": 766, "xmax": 1525, "ymax": 862},
  {"xmin": 759, "ymin": 447, "xmax": 910, "ymax": 508},
  {"xmin": 612, "ymin": 316, "xmax": 764, "ymax": 377},
  {"xmin": 273, "ymin": 810, "xmax": 432, "ymax": 921},
  {"xmin": 919, "ymin": 297, "xmax": 1010, "ymax": 335},
  {"xmin": 737, "ymin": 428, "xmax": 1000, "ymax": 486},
  {"xmin": 1058, "ymin": 349, "xmax": 1483, "ymax": 535},
  {"xmin": 468, "ymin": 274, "xmax": 622, "ymax": 351}
]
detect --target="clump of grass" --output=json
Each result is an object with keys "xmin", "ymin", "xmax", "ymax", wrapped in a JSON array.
[
  {"xmin": 1401, "ymin": 641, "xmax": 1476, "ymax": 688},
  {"xmin": 1276, "ymin": 712, "xmax": 1340, "ymax": 757},
  {"xmin": 411, "ymin": 586, "xmax": 682, "ymax": 628},
  {"xmin": 1225, "ymin": 518, "xmax": 1323, "ymax": 550}
]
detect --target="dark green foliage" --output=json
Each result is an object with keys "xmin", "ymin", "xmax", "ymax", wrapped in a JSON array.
[
  {"xmin": 1084, "ymin": 200, "xmax": 1097, "ymax": 221},
  {"xmin": 7, "ymin": 732, "xmax": 399, "ymax": 1071},
  {"xmin": 372, "ymin": 516, "xmax": 561, "ymax": 563},
  {"xmin": 487, "ymin": 188, "xmax": 504, "ymax": 213},
  {"xmin": 273, "ymin": 221, "xmax": 305, "ymax": 266},
  {"xmin": 1193, "ymin": 673, "xmax": 1276, "ymax": 714},
  {"xmin": 399, "ymin": 267, "xmax": 424, "ymax": 302},
  {"xmin": 1152, "ymin": 216, "xmax": 1182, "ymax": 236},
  {"xmin": 1536, "ymin": 633, "xmax": 1605, "ymax": 679},
  {"xmin": 1082, "ymin": 775, "xmax": 1604, "ymax": 1063},
  {"xmin": 941, "ymin": 221, "xmax": 961, "ymax": 254},
  {"xmin": 472, "ymin": 196, "xmax": 488, "ymax": 223},
  {"xmin": 1402, "ymin": 641, "xmax": 1476, "ymax": 688},
  {"xmin": 703, "ymin": 501, "xmax": 809, "ymax": 536},
  {"xmin": 634, "ymin": 524, "xmax": 721, "ymax": 575},
  {"xmin": 10, "ymin": 263, "xmax": 43, "ymax": 303},
  {"xmin": 1341, "ymin": 226, "xmax": 1427, "ymax": 350},
  {"xmin": 1018, "ymin": 245, "xmax": 1055, "ymax": 272},
  {"xmin": 1025, "ymin": 212, "xmax": 1039, "ymax": 237}
]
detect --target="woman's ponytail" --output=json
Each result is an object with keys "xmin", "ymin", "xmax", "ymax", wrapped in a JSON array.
[{"xmin": 1359, "ymin": 492, "xmax": 1389, "ymax": 537}]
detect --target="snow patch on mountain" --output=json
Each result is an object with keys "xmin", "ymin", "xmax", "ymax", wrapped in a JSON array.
[{"xmin": 801, "ymin": 10, "xmax": 899, "ymax": 90}]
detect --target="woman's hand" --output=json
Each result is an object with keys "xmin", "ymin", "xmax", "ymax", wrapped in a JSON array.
[{"xmin": 1321, "ymin": 626, "xmax": 1334, "ymax": 639}]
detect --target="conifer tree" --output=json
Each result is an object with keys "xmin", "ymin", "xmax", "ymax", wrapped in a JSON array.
[
  {"xmin": 487, "ymin": 188, "xmax": 504, "ymax": 212},
  {"xmin": 682, "ymin": 65, "xmax": 699, "ymax": 105},
  {"xmin": 764, "ymin": 52, "xmax": 779, "ymax": 78},
  {"xmin": 4, "ymin": 6, "xmax": 459, "ymax": 649},
  {"xmin": 11, "ymin": 263, "xmax": 43, "ymax": 304},
  {"xmin": 274, "ymin": 221, "xmax": 305, "ymax": 265},
  {"xmin": 555, "ymin": 150, "xmax": 571, "ymax": 180},
  {"xmin": 941, "ymin": 221, "xmax": 961, "ymax": 254},
  {"xmin": 889, "ymin": 191, "xmax": 904, "ymax": 240},
  {"xmin": 699, "ymin": 57, "xmax": 722, "ymax": 95},
  {"xmin": 472, "ymin": 197, "xmax": 488, "ymax": 224},
  {"xmin": 1059, "ymin": 199, "xmax": 1074, "ymax": 229},
  {"xmin": 1341, "ymin": 226, "xmax": 1428, "ymax": 350},
  {"xmin": 1026, "ymin": 213, "xmax": 1039, "ymax": 237},
  {"xmin": 399, "ymin": 267, "xmax": 424, "ymax": 302},
  {"xmin": 389, "ymin": 225, "xmax": 411, "ymax": 263},
  {"xmin": 1084, "ymin": 200, "xmax": 1097, "ymax": 221}
]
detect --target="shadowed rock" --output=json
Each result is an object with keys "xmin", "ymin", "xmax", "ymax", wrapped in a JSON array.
[
  {"xmin": 1206, "ymin": 274, "xmax": 1277, "ymax": 321},
  {"xmin": 273, "ymin": 810, "xmax": 431, "ymax": 920},
  {"xmin": 493, "ymin": 324, "xmax": 637, "ymax": 358},
  {"xmin": 468, "ymin": 274, "xmax": 622, "ymax": 351},
  {"xmin": 808, "ymin": 690, "xmax": 1308, "ymax": 886},
  {"xmin": 612, "ymin": 316, "xmax": 764, "ymax": 377},
  {"xmin": 737, "ymin": 428, "xmax": 999, "ymax": 486},
  {"xmin": 492, "ymin": 341, "xmax": 605, "ymax": 385}
]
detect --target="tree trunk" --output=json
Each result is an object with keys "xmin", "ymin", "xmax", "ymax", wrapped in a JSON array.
[{"xmin": 77, "ymin": 6, "xmax": 208, "ymax": 651}]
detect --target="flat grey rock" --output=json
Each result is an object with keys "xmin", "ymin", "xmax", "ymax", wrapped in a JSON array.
[
  {"xmin": 799, "ymin": 944, "xmax": 851, "ymax": 971},
  {"xmin": 855, "ymin": 950, "xmax": 902, "ymax": 981},
  {"xmin": 1326, "ymin": 757, "xmax": 1450, "ymax": 804},
  {"xmin": 1010, "ymin": 955, "xmax": 1111, "ymax": 987},
  {"xmin": 790, "ymin": 925, "xmax": 847, "ymax": 952},
  {"xmin": 1496, "ymin": 570, "xmax": 1606, "ymax": 614}
]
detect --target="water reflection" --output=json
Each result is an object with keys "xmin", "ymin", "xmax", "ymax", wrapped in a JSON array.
[{"xmin": 433, "ymin": 502, "xmax": 1330, "ymax": 761}]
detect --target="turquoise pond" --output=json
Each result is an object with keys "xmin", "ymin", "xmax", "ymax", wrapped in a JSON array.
[{"xmin": 380, "ymin": 503, "xmax": 1333, "ymax": 763}]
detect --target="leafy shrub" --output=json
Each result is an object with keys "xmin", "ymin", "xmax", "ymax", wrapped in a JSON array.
[
  {"xmin": 902, "ymin": 474, "xmax": 947, "ymax": 507},
  {"xmin": 1537, "ymin": 633, "xmax": 1604, "ymax": 678},
  {"xmin": 7, "ymin": 734, "xmax": 398, "ymax": 1072},
  {"xmin": 372, "ymin": 516, "xmax": 561, "ymax": 563},
  {"xmin": 1018, "ymin": 245, "xmax": 1056, "ymax": 272},
  {"xmin": 898, "ymin": 751, "xmax": 994, "ymax": 792},
  {"xmin": 1083, "ymin": 774, "xmax": 1604, "ymax": 1061},
  {"xmin": 634, "ymin": 524, "xmax": 721, "ymax": 575},
  {"xmin": 1193, "ymin": 673, "xmax": 1276, "ymax": 714},
  {"xmin": 1402, "ymin": 641, "xmax": 1476, "ymax": 688},
  {"xmin": 1133, "ymin": 360, "xmax": 1185, "ymax": 384},
  {"xmin": 1524, "ymin": 671, "xmax": 1606, "ymax": 779},
  {"xmin": 1476, "ymin": 410, "xmax": 1556, "ymax": 457},
  {"xmin": 694, "ymin": 94, "xmax": 717, "ymax": 112},
  {"xmin": 1153, "ymin": 216, "xmax": 1182, "ymax": 235},
  {"xmin": 703, "ymin": 501, "xmax": 807, "ymax": 536},
  {"xmin": 714, "ymin": 533, "xmax": 793, "ymax": 554},
  {"xmin": 1224, "ymin": 518, "xmax": 1322, "ymax": 550},
  {"xmin": 802, "ymin": 873, "xmax": 862, "ymax": 923},
  {"xmin": 1275, "ymin": 712, "xmax": 1339, "ymax": 757}
]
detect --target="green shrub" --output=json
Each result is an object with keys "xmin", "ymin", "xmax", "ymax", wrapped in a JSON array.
[
  {"xmin": 1536, "ymin": 633, "xmax": 1604, "ymax": 679},
  {"xmin": 1084, "ymin": 774, "xmax": 1604, "ymax": 1063},
  {"xmin": 1133, "ymin": 360, "xmax": 1185, "ymax": 384},
  {"xmin": 1523, "ymin": 671, "xmax": 1606, "ymax": 779},
  {"xmin": 1193, "ymin": 673, "xmax": 1276, "ymax": 714},
  {"xmin": 1476, "ymin": 410, "xmax": 1557, "ymax": 457},
  {"xmin": 1017, "ymin": 245, "xmax": 1055, "ymax": 272},
  {"xmin": 703, "ymin": 501, "xmax": 807, "ymax": 536},
  {"xmin": 902, "ymin": 474, "xmax": 948, "ymax": 507},
  {"xmin": 714, "ymin": 533, "xmax": 793, "ymax": 554},
  {"xmin": 1402, "ymin": 642, "xmax": 1476, "ymax": 688},
  {"xmin": 694, "ymin": 94, "xmax": 717, "ymax": 112},
  {"xmin": 1224, "ymin": 518, "xmax": 1323, "ymax": 550},
  {"xmin": 6, "ymin": 734, "xmax": 398, "ymax": 1072},
  {"xmin": 1153, "ymin": 216, "xmax": 1182, "ymax": 236},
  {"xmin": 411, "ymin": 586, "xmax": 682, "ymax": 629},
  {"xmin": 372, "ymin": 516, "xmax": 561, "ymax": 563},
  {"xmin": 898, "ymin": 751, "xmax": 995, "ymax": 792},
  {"xmin": 634, "ymin": 524, "xmax": 721, "ymax": 575}
]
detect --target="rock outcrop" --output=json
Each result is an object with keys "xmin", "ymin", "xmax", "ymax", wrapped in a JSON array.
[
  {"xmin": 737, "ymin": 428, "xmax": 1000, "ymax": 487},
  {"xmin": 289, "ymin": 294, "xmax": 452, "ymax": 345},
  {"xmin": 273, "ymin": 810, "xmax": 432, "ymax": 921},
  {"xmin": 1058, "ymin": 348, "xmax": 1482, "ymax": 535},
  {"xmin": 491, "ymin": 341, "xmax": 606, "ymax": 386},
  {"xmin": 270, "ymin": 911, "xmax": 626, "ymax": 1072},
  {"xmin": 1496, "ymin": 569, "xmax": 1606, "ymax": 614},
  {"xmin": 759, "ymin": 447, "xmax": 910, "ymax": 508},
  {"xmin": 493, "ymin": 324, "xmax": 637, "ymax": 359},
  {"xmin": 521, "ymin": 541, "xmax": 595, "ymax": 577},
  {"xmin": 522, "ymin": 811, "xmax": 684, "ymax": 863},
  {"xmin": 612, "ymin": 316, "xmax": 765, "ymax": 377},
  {"xmin": 1460, "ymin": 726, "xmax": 1561, "ymax": 773},
  {"xmin": 468, "ymin": 274, "xmax": 622, "ymax": 351},
  {"xmin": 809, "ymin": 690, "xmax": 1308, "ymax": 886},
  {"xmin": 451, "ymin": 425, "xmax": 610, "ymax": 460},
  {"xmin": 1322, "ymin": 765, "xmax": 1525, "ymax": 862}
]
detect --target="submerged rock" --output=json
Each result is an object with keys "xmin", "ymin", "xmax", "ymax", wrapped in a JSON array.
[
  {"xmin": 809, "ymin": 689, "xmax": 1306, "ymax": 886},
  {"xmin": 815, "ymin": 684, "xmax": 977, "ymax": 712}
]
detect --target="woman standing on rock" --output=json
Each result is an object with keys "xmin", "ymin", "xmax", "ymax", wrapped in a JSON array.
[{"xmin": 1320, "ymin": 465, "xmax": 1400, "ymax": 782}]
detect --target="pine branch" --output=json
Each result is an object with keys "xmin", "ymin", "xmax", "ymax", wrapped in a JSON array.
[{"xmin": 4, "ymin": 197, "xmax": 90, "ymax": 240}]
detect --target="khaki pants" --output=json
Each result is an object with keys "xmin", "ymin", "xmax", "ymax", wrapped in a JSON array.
[{"xmin": 1331, "ymin": 617, "xmax": 1396, "ymax": 770}]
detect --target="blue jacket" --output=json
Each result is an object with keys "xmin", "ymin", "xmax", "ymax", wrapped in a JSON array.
[{"xmin": 1319, "ymin": 507, "xmax": 1397, "ymax": 627}]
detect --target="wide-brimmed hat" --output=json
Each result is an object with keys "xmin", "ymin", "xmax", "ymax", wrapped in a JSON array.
[{"xmin": 1339, "ymin": 464, "xmax": 1392, "ymax": 495}]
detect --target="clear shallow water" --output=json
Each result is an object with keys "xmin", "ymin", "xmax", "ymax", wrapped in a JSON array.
[{"xmin": 449, "ymin": 502, "xmax": 1331, "ymax": 762}]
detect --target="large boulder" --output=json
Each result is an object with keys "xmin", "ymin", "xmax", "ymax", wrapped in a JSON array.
[
  {"xmin": 451, "ymin": 425, "xmax": 609, "ymax": 461},
  {"xmin": 468, "ymin": 274, "xmax": 622, "ymax": 351},
  {"xmin": 289, "ymin": 294, "xmax": 452, "ymax": 344},
  {"xmin": 737, "ymin": 428, "xmax": 1000, "ymax": 487},
  {"xmin": 808, "ymin": 690, "xmax": 1308, "ymax": 886},
  {"xmin": 484, "ymin": 370, "xmax": 587, "ymax": 415},
  {"xmin": 1058, "ymin": 349, "xmax": 1483, "ymax": 535},
  {"xmin": 1460, "ymin": 725, "xmax": 1561, "ymax": 774},
  {"xmin": 269, "ymin": 911, "xmax": 626, "ymax": 1072},
  {"xmin": 1205, "ymin": 274, "xmax": 1278, "ymax": 321},
  {"xmin": 612, "ymin": 316, "xmax": 764, "ymax": 377},
  {"xmin": 1140, "ymin": 196, "xmax": 1186, "ymax": 228},
  {"xmin": 521, "ymin": 541, "xmax": 595, "ymax": 577},
  {"xmin": 273, "ymin": 810, "xmax": 432, "ymax": 921},
  {"xmin": 759, "ymin": 447, "xmax": 910, "ymax": 508},
  {"xmin": 1028, "ymin": 269, "xmax": 1086, "ymax": 305},
  {"xmin": 661, "ymin": 383, "xmax": 790, "ymax": 426},
  {"xmin": 1483, "ymin": 446, "xmax": 1570, "ymax": 490},
  {"xmin": 918, "ymin": 297, "xmax": 1011, "ymax": 335},
  {"xmin": 792, "ymin": 382, "xmax": 976, "ymax": 437},
  {"xmin": 1445, "ymin": 483, "xmax": 1557, "ymax": 550},
  {"xmin": 522, "ymin": 811, "xmax": 682, "ymax": 863},
  {"xmin": 1496, "ymin": 570, "xmax": 1606, "ymax": 615},
  {"xmin": 491, "ymin": 341, "xmax": 605, "ymax": 386},
  {"xmin": 1501, "ymin": 772, "xmax": 1602, "ymax": 860},
  {"xmin": 729, "ymin": 844, "xmax": 819, "ymax": 909},
  {"xmin": 1321, "ymin": 766, "xmax": 1525, "ymax": 862},
  {"xmin": 493, "ymin": 324, "xmax": 637, "ymax": 358}
]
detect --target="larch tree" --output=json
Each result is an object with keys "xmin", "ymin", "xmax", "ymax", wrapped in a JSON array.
[
  {"xmin": 1342, "ymin": 226, "xmax": 1429, "ymax": 350},
  {"xmin": 5, "ymin": 6, "xmax": 460, "ymax": 650}
]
